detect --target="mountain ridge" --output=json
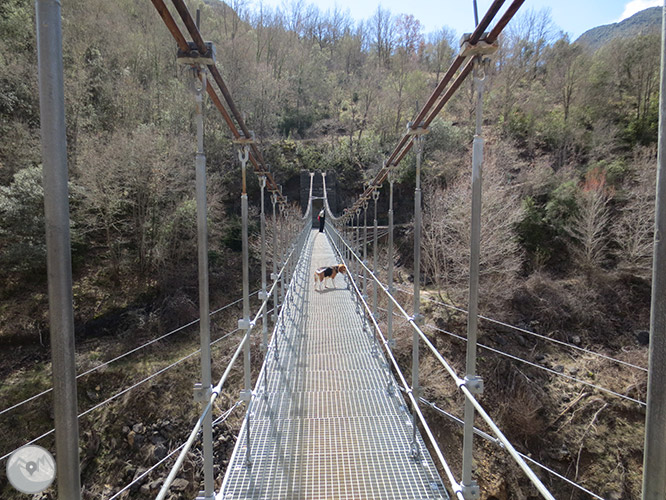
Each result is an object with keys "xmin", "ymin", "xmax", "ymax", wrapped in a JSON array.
[{"xmin": 576, "ymin": 6, "xmax": 662, "ymax": 50}]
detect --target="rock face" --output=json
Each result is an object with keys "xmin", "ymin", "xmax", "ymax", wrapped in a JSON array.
[{"xmin": 171, "ymin": 478, "xmax": 189, "ymax": 491}]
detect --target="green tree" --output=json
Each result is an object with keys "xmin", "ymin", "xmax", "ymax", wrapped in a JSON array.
[{"xmin": 0, "ymin": 167, "xmax": 46, "ymax": 274}]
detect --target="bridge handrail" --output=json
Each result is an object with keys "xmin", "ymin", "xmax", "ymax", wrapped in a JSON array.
[
  {"xmin": 326, "ymin": 223, "xmax": 556, "ymax": 500},
  {"xmin": 156, "ymin": 220, "xmax": 310, "ymax": 499}
]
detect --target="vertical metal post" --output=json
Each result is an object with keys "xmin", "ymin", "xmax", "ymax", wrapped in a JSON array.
[
  {"xmin": 238, "ymin": 145, "xmax": 252, "ymax": 466},
  {"xmin": 388, "ymin": 170, "xmax": 395, "ymax": 349},
  {"xmin": 354, "ymin": 208, "xmax": 361, "ymax": 286},
  {"xmin": 35, "ymin": 2, "xmax": 81, "ymax": 497},
  {"xmin": 343, "ymin": 213, "xmax": 349, "ymax": 262},
  {"xmin": 363, "ymin": 200, "xmax": 368, "ymax": 297},
  {"xmin": 373, "ymin": 190, "xmax": 380, "ymax": 318},
  {"xmin": 259, "ymin": 177, "xmax": 268, "ymax": 397},
  {"xmin": 191, "ymin": 68, "xmax": 214, "ymax": 499},
  {"xmin": 643, "ymin": 4, "xmax": 666, "ymax": 498},
  {"xmin": 344, "ymin": 219, "xmax": 351, "ymax": 264},
  {"xmin": 280, "ymin": 202, "xmax": 286, "ymax": 304},
  {"xmin": 271, "ymin": 193, "xmax": 278, "ymax": 323},
  {"xmin": 348, "ymin": 212, "xmax": 353, "ymax": 265},
  {"xmin": 411, "ymin": 133, "xmax": 425, "ymax": 460},
  {"xmin": 461, "ymin": 58, "xmax": 486, "ymax": 500}
]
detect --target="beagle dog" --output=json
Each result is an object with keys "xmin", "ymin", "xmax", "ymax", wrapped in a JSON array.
[{"xmin": 314, "ymin": 264, "xmax": 347, "ymax": 290}]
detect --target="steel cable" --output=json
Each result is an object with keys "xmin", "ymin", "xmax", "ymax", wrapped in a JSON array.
[
  {"xmin": 156, "ymin": 233, "xmax": 306, "ymax": 497},
  {"xmin": 376, "ymin": 302, "xmax": 646, "ymax": 407},
  {"xmin": 106, "ymin": 401, "xmax": 242, "ymax": 500},
  {"xmin": 0, "ymin": 323, "xmax": 256, "ymax": 463},
  {"xmin": 330, "ymin": 226, "xmax": 557, "ymax": 499},
  {"xmin": 343, "ymin": 1, "xmax": 525, "ymax": 217},
  {"xmin": 421, "ymin": 397, "xmax": 605, "ymax": 500},
  {"xmin": 394, "ymin": 285, "xmax": 647, "ymax": 372},
  {"xmin": 423, "ymin": 321, "xmax": 646, "ymax": 406},
  {"xmin": 0, "ymin": 292, "xmax": 259, "ymax": 418}
]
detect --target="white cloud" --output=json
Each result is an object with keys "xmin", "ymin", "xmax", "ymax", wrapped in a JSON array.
[{"xmin": 619, "ymin": 0, "xmax": 662, "ymax": 21}]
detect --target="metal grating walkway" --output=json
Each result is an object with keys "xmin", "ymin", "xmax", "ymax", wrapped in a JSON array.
[{"xmin": 217, "ymin": 230, "xmax": 448, "ymax": 500}]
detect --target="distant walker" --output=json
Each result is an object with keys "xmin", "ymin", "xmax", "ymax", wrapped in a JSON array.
[{"xmin": 318, "ymin": 209, "xmax": 325, "ymax": 232}]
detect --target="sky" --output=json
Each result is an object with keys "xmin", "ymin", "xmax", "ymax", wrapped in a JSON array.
[{"xmin": 246, "ymin": 0, "xmax": 663, "ymax": 40}]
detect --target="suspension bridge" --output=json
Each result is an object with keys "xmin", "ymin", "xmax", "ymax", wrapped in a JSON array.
[{"xmin": 7, "ymin": 0, "xmax": 666, "ymax": 499}]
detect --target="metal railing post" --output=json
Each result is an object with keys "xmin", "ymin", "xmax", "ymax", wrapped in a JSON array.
[
  {"xmin": 363, "ymin": 199, "xmax": 368, "ymax": 298},
  {"xmin": 355, "ymin": 209, "xmax": 361, "ymax": 285},
  {"xmin": 280, "ymin": 201, "xmax": 286, "ymax": 304},
  {"xmin": 411, "ymin": 132, "xmax": 426, "ymax": 460},
  {"xmin": 643, "ymin": 4, "xmax": 666, "ymax": 498},
  {"xmin": 345, "ymin": 217, "xmax": 353, "ymax": 264},
  {"xmin": 373, "ymin": 189, "xmax": 380, "ymax": 318},
  {"xmin": 388, "ymin": 169, "xmax": 395, "ymax": 349},
  {"xmin": 271, "ymin": 193, "xmax": 278, "ymax": 323},
  {"xmin": 238, "ymin": 144, "xmax": 253, "ymax": 466},
  {"xmin": 461, "ymin": 57, "xmax": 488, "ymax": 500},
  {"xmin": 191, "ymin": 68, "xmax": 215, "ymax": 499},
  {"xmin": 35, "ymin": 1, "xmax": 81, "ymax": 497},
  {"xmin": 259, "ymin": 176, "xmax": 269, "ymax": 398}
]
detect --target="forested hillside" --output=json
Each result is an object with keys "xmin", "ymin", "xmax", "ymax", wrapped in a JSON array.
[
  {"xmin": 576, "ymin": 6, "xmax": 661, "ymax": 50},
  {"xmin": 0, "ymin": 0, "xmax": 660, "ymax": 498}
]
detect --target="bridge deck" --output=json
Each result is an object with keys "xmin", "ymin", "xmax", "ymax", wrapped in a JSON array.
[{"xmin": 217, "ymin": 230, "xmax": 448, "ymax": 499}]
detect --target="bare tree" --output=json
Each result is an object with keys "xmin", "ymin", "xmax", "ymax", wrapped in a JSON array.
[
  {"xmin": 425, "ymin": 27, "xmax": 456, "ymax": 82},
  {"xmin": 613, "ymin": 148, "xmax": 656, "ymax": 277},
  {"xmin": 565, "ymin": 167, "xmax": 613, "ymax": 271},
  {"xmin": 422, "ymin": 146, "xmax": 523, "ymax": 300},
  {"xmin": 370, "ymin": 5, "xmax": 395, "ymax": 68}
]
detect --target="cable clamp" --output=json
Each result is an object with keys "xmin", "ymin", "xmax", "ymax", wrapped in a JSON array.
[
  {"xmin": 239, "ymin": 389, "xmax": 253, "ymax": 403},
  {"xmin": 238, "ymin": 318, "xmax": 251, "ymax": 330},
  {"xmin": 233, "ymin": 130, "xmax": 256, "ymax": 144},
  {"xmin": 463, "ymin": 375, "xmax": 484, "ymax": 395},
  {"xmin": 193, "ymin": 383, "xmax": 212, "ymax": 403},
  {"xmin": 258, "ymin": 290, "xmax": 268, "ymax": 301},
  {"xmin": 411, "ymin": 313, "xmax": 424, "ymax": 326},
  {"xmin": 460, "ymin": 481, "xmax": 481, "ymax": 500},
  {"xmin": 406, "ymin": 121, "xmax": 429, "ymax": 136},
  {"xmin": 459, "ymin": 33, "xmax": 498, "ymax": 57},
  {"xmin": 177, "ymin": 41, "xmax": 216, "ymax": 65}
]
